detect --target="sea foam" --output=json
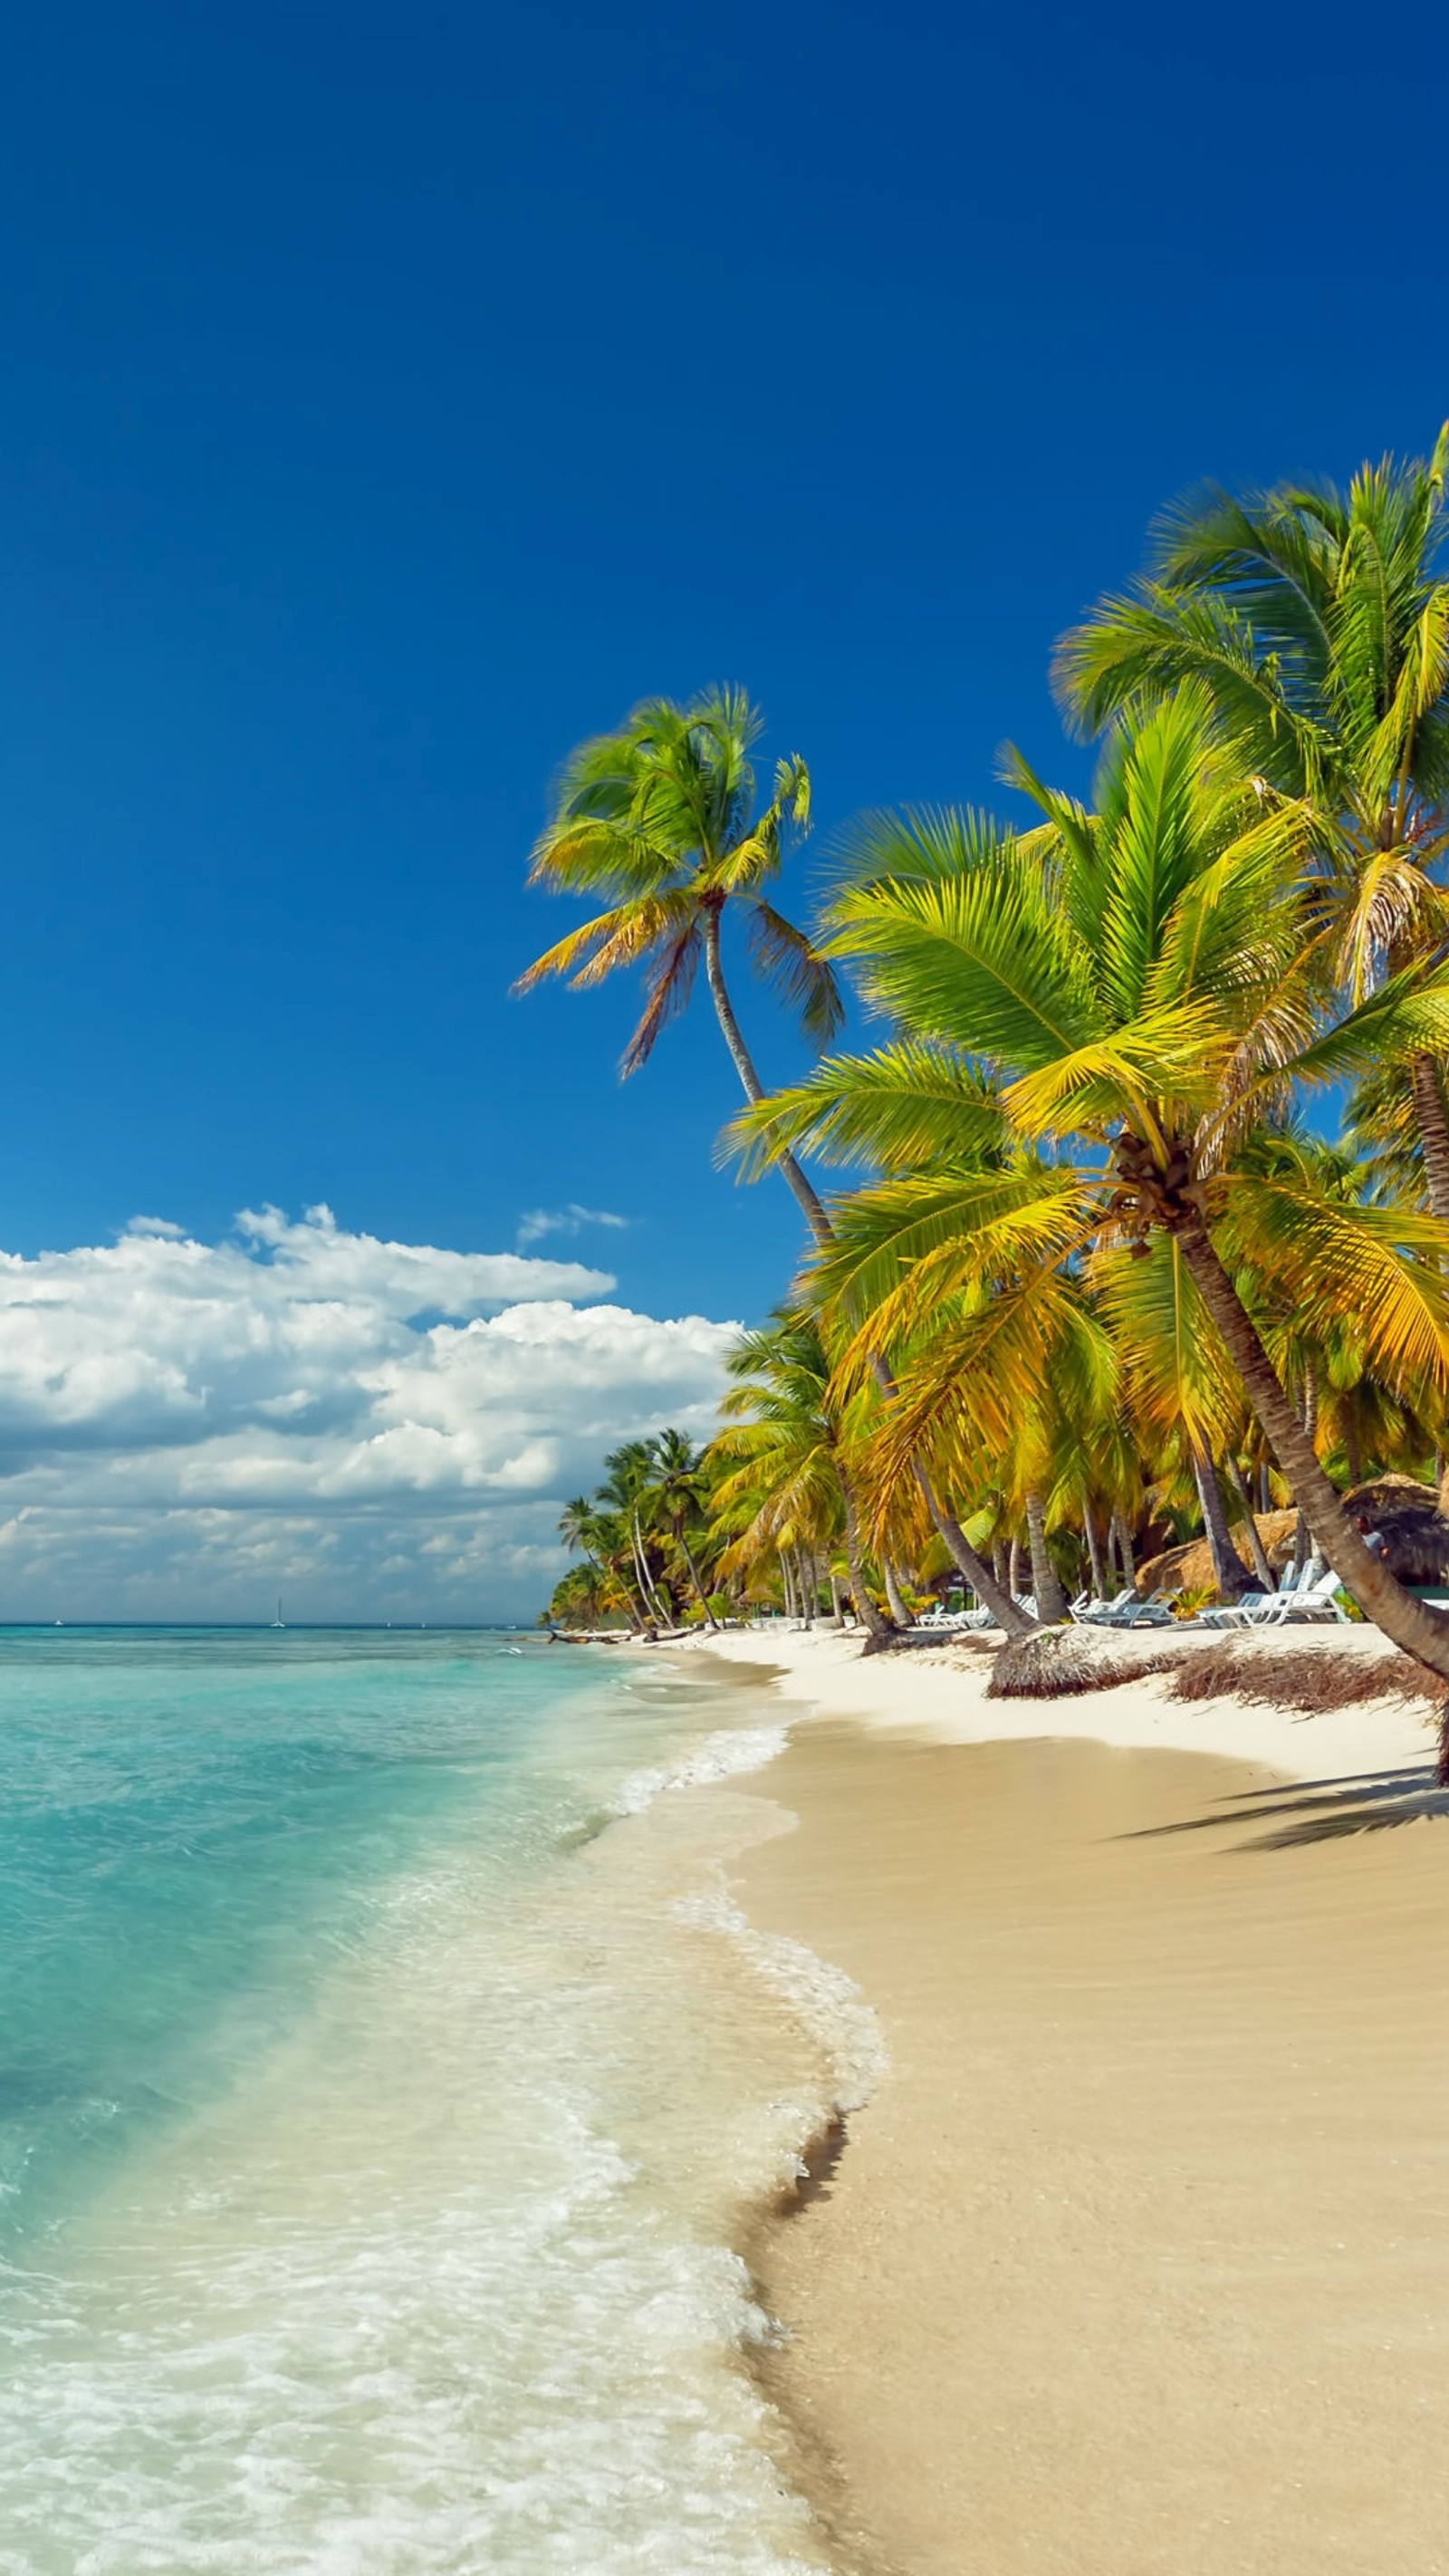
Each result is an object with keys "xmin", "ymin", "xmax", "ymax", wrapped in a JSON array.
[{"xmin": 0, "ymin": 1633, "xmax": 841, "ymax": 2574}]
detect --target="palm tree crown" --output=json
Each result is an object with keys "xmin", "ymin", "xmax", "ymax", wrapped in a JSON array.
[
  {"xmin": 514, "ymin": 685, "xmax": 841, "ymax": 1076},
  {"xmin": 735, "ymin": 687, "xmax": 1449, "ymax": 1676},
  {"xmin": 1053, "ymin": 428, "xmax": 1449, "ymax": 1207}
]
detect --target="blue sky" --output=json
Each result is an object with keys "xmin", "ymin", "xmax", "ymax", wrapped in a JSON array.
[{"xmin": 1, "ymin": 0, "xmax": 1446, "ymax": 1612}]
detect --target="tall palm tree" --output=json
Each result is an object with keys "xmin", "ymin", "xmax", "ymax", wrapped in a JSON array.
[
  {"xmin": 1053, "ymin": 428, "xmax": 1449, "ymax": 1213},
  {"xmin": 514, "ymin": 687, "xmax": 841, "ymax": 1241},
  {"xmin": 517, "ymin": 687, "xmax": 1029, "ymax": 1634},
  {"xmin": 597, "ymin": 1444, "xmax": 676, "ymax": 1629},
  {"xmin": 640, "ymin": 1428, "xmax": 721, "ymax": 1629},
  {"xmin": 735, "ymin": 687, "xmax": 1449, "ymax": 1680}
]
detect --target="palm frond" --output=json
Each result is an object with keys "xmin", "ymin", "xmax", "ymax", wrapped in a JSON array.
[
  {"xmin": 744, "ymin": 899, "xmax": 844, "ymax": 1046},
  {"xmin": 826, "ymin": 862, "xmax": 1101, "ymax": 1068},
  {"xmin": 513, "ymin": 894, "xmax": 694, "ymax": 994},
  {"xmin": 727, "ymin": 1043, "xmax": 1007, "ymax": 1177},
  {"xmin": 1224, "ymin": 1173, "xmax": 1449, "ymax": 1396},
  {"xmin": 621, "ymin": 924, "xmax": 703, "ymax": 1074}
]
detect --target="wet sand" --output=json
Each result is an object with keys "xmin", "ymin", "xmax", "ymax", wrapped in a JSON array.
[{"xmin": 734, "ymin": 1722, "xmax": 1449, "ymax": 2576}]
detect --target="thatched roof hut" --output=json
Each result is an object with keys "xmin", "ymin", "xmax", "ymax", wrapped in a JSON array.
[
  {"xmin": 1138, "ymin": 1510, "xmax": 1293, "ymax": 1598},
  {"xmin": 1137, "ymin": 1473, "xmax": 1449, "ymax": 1597}
]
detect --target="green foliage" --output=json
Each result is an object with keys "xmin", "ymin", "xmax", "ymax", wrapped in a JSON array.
[
  {"xmin": 515, "ymin": 687, "xmax": 840, "ymax": 1074},
  {"xmin": 532, "ymin": 431, "xmax": 1449, "ymax": 1655}
]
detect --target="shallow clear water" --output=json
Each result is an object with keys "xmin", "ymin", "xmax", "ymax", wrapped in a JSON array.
[{"xmin": 0, "ymin": 1629, "xmax": 866, "ymax": 2573}]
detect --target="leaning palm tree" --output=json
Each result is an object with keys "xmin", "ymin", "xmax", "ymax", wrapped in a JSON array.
[
  {"xmin": 514, "ymin": 687, "xmax": 841, "ymax": 1241},
  {"xmin": 1053, "ymin": 428, "xmax": 1449, "ymax": 1212},
  {"xmin": 735, "ymin": 687, "xmax": 1449, "ymax": 1681},
  {"xmin": 516, "ymin": 687, "xmax": 1028, "ymax": 1634}
]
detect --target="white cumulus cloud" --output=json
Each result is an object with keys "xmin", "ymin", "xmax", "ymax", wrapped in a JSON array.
[{"xmin": 0, "ymin": 1207, "xmax": 736, "ymax": 1622}]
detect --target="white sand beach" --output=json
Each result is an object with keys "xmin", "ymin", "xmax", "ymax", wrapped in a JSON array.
[
  {"xmin": 669, "ymin": 1620, "xmax": 1439, "ymax": 1780},
  {"xmin": 669, "ymin": 1627, "xmax": 1449, "ymax": 2575}
]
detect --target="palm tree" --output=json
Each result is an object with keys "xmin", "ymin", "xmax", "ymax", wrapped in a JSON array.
[
  {"xmin": 734, "ymin": 687, "xmax": 1449, "ymax": 1681},
  {"xmin": 707, "ymin": 1309, "xmax": 894, "ymax": 1642},
  {"xmin": 514, "ymin": 687, "xmax": 841, "ymax": 1241},
  {"xmin": 597, "ymin": 1442, "xmax": 677, "ymax": 1629},
  {"xmin": 1053, "ymin": 428, "xmax": 1449, "ymax": 1213},
  {"xmin": 518, "ymin": 688, "xmax": 1031, "ymax": 1635},
  {"xmin": 640, "ymin": 1428, "xmax": 721, "ymax": 1629},
  {"xmin": 547, "ymin": 1559, "xmax": 626, "ymax": 1629},
  {"xmin": 556, "ymin": 1495, "xmax": 647, "ymax": 1629}
]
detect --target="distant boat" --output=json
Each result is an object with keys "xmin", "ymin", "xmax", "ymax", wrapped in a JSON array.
[{"xmin": 271, "ymin": 1597, "xmax": 285, "ymax": 1629}]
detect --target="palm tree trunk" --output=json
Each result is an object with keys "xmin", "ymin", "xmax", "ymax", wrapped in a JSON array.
[
  {"xmin": 914, "ymin": 1472, "xmax": 1033, "ymax": 1634},
  {"xmin": 701, "ymin": 903, "xmax": 1033, "ymax": 1632},
  {"xmin": 701, "ymin": 905, "xmax": 833, "ymax": 1244},
  {"xmin": 633, "ymin": 1512, "xmax": 669, "ymax": 1626},
  {"xmin": 830, "ymin": 1571, "xmax": 846, "ymax": 1629},
  {"xmin": 677, "ymin": 1529, "xmax": 719, "ymax": 1629},
  {"xmin": 1176, "ymin": 1217, "xmax": 1449, "ymax": 1682},
  {"xmin": 1024, "ymin": 1491, "xmax": 1069, "ymax": 1621},
  {"xmin": 1192, "ymin": 1448, "xmax": 1252, "ymax": 1600},
  {"xmin": 1110, "ymin": 1511, "xmax": 1136, "ymax": 1587},
  {"xmin": 1292, "ymin": 1363, "xmax": 1319, "ymax": 1572},
  {"xmin": 1223, "ymin": 1454, "xmax": 1276, "ymax": 1591},
  {"xmin": 882, "ymin": 1560, "xmax": 911, "ymax": 1627},
  {"xmin": 1007, "ymin": 1535, "xmax": 1022, "ymax": 1598},
  {"xmin": 1409, "ymin": 1053, "xmax": 1449, "ymax": 1222},
  {"xmin": 798, "ymin": 1548, "xmax": 814, "ymax": 1628},
  {"xmin": 1082, "ymin": 1495, "xmax": 1108, "ymax": 1601},
  {"xmin": 612, "ymin": 1561, "xmax": 648, "ymax": 1631},
  {"xmin": 840, "ymin": 1482, "xmax": 893, "ymax": 1642}
]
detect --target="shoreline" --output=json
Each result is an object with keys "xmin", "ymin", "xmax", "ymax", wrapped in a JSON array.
[
  {"xmin": 668, "ymin": 1629, "xmax": 1449, "ymax": 2574},
  {"xmin": 662, "ymin": 1620, "xmax": 1439, "ymax": 1780}
]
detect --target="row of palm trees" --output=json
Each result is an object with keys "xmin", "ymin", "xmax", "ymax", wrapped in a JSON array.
[
  {"xmin": 552, "ymin": 1432, "xmax": 724, "ymax": 1633},
  {"xmin": 530, "ymin": 427, "xmax": 1449, "ymax": 1695}
]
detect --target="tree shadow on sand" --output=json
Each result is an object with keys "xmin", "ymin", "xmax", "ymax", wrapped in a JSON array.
[{"xmin": 1121, "ymin": 1763, "xmax": 1449, "ymax": 1851}]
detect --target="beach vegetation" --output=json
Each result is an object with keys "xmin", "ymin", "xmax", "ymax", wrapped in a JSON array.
[{"xmin": 527, "ymin": 430, "xmax": 1449, "ymax": 1725}]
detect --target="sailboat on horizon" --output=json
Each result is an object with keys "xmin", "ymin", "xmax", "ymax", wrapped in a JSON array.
[{"xmin": 271, "ymin": 1595, "xmax": 285, "ymax": 1629}]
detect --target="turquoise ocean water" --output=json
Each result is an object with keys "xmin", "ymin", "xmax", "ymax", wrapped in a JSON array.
[{"xmin": 0, "ymin": 1629, "xmax": 873, "ymax": 2574}]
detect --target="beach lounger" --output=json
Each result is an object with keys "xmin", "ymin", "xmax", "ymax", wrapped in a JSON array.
[
  {"xmin": 1198, "ymin": 1562, "xmax": 1316, "ymax": 1626},
  {"xmin": 1245, "ymin": 1575, "xmax": 1348, "ymax": 1626},
  {"xmin": 1070, "ymin": 1589, "xmax": 1135, "ymax": 1624},
  {"xmin": 1076, "ymin": 1589, "xmax": 1176, "ymax": 1629},
  {"xmin": 1106, "ymin": 1598, "xmax": 1178, "ymax": 1628},
  {"xmin": 1199, "ymin": 1589, "xmax": 1274, "ymax": 1629}
]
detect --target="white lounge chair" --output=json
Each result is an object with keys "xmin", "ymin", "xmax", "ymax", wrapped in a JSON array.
[
  {"xmin": 1246, "ymin": 1573, "xmax": 1348, "ymax": 1626},
  {"xmin": 1108, "ymin": 1594, "xmax": 1179, "ymax": 1628},
  {"xmin": 1096, "ymin": 1586, "xmax": 1184, "ymax": 1628},
  {"xmin": 1200, "ymin": 1589, "xmax": 1274, "ymax": 1629},
  {"xmin": 1199, "ymin": 1561, "xmax": 1313, "ymax": 1627},
  {"xmin": 1071, "ymin": 1589, "xmax": 1135, "ymax": 1625},
  {"xmin": 1080, "ymin": 1589, "xmax": 1178, "ymax": 1629}
]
